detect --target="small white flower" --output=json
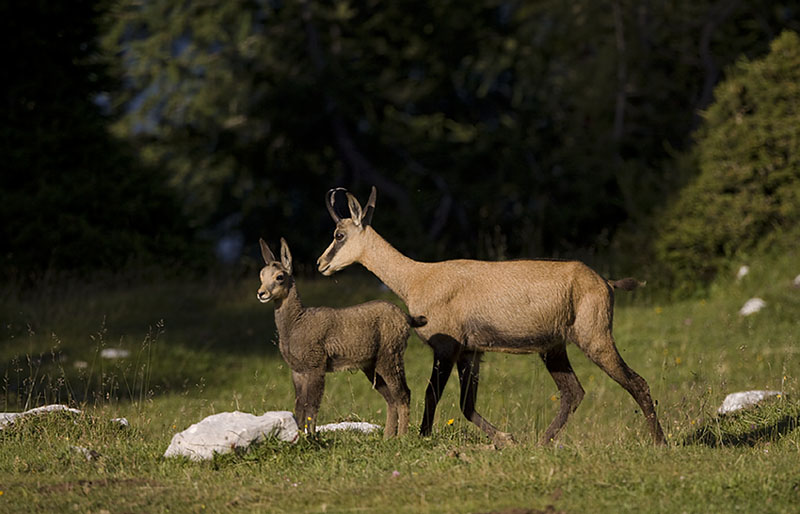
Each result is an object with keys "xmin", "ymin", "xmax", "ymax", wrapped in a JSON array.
[
  {"xmin": 736, "ymin": 265, "xmax": 750, "ymax": 280},
  {"xmin": 100, "ymin": 348, "xmax": 130, "ymax": 359}
]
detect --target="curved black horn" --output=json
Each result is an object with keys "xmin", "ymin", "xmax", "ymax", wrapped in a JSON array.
[
  {"xmin": 326, "ymin": 188, "xmax": 347, "ymax": 223},
  {"xmin": 362, "ymin": 186, "xmax": 377, "ymax": 226}
]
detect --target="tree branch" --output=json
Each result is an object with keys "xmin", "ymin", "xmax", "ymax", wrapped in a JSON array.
[
  {"xmin": 612, "ymin": 0, "xmax": 627, "ymax": 143},
  {"xmin": 696, "ymin": 0, "xmax": 742, "ymax": 126}
]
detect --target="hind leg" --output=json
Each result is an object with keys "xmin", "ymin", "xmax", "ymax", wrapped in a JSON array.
[
  {"xmin": 376, "ymin": 358, "xmax": 411, "ymax": 437},
  {"xmin": 581, "ymin": 335, "xmax": 666, "ymax": 445},
  {"xmin": 539, "ymin": 344, "xmax": 585, "ymax": 445},
  {"xmin": 363, "ymin": 365, "xmax": 398, "ymax": 437},
  {"xmin": 457, "ymin": 351, "xmax": 515, "ymax": 448}
]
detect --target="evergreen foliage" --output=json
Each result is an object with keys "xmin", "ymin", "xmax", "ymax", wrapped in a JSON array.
[
  {"xmin": 0, "ymin": 0, "xmax": 196, "ymax": 278},
  {"xmin": 655, "ymin": 31, "xmax": 800, "ymax": 287},
  {"xmin": 3, "ymin": 1, "xmax": 798, "ymax": 277},
  {"xmin": 104, "ymin": 0, "xmax": 799, "ymax": 264}
]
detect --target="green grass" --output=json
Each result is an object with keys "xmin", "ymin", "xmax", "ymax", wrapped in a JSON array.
[{"xmin": 1, "ymin": 255, "xmax": 799, "ymax": 513}]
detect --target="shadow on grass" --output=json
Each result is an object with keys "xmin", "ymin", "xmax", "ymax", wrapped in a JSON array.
[
  {"xmin": 208, "ymin": 432, "xmax": 335, "ymax": 468},
  {"xmin": 0, "ymin": 304, "xmax": 280, "ymax": 409},
  {"xmin": 1, "ymin": 272, "xmax": 396, "ymax": 410},
  {"xmin": 680, "ymin": 398, "xmax": 800, "ymax": 447}
]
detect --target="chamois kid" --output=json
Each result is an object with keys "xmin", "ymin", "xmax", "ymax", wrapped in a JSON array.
[{"xmin": 257, "ymin": 238, "xmax": 425, "ymax": 438}]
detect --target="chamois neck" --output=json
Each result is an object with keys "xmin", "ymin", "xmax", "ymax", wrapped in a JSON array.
[
  {"xmin": 273, "ymin": 284, "xmax": 304, "ymax": 336},
  {"xmin": 358, "ymin": 227, "xmax": 419, "ymax": 303}
]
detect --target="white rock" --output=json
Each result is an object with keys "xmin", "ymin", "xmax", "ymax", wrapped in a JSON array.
[
  {"xmin": 163, "ymin": 411, "xmax": 299, "ymax": 461},
  {"xmin": 100, "ymin": 348, "xmax": 130, "ymax": 359},
  {"xmin": 316, "ymin": 421, "xmax": 382, "ymax": 434},
  {"xmin": 738, "ymin": 297, "xmax": 766, "ymax": 316},
  {"xmin": 718, "ymin": 390, "xmax": 781, "ymax": 414},
  {"xmin": 794, "ymin": 274, "xmax": 800, "ymax": 288},
  {"xmin": 70, "ymin": 445, "xmax": 101, "ymax": 461},
  {"xmin": 0, "ymin": 404, "xmax": 82, "ymax": 429},
  {"xmin": 0, "ymin": 413, "xmax": 17, "ymax": 429},
  {"xmin": 111, "ymin": 417, "xmax": 129, "ymax": 427},
  {"xmin": 736, "ymin": 265, "xmax": 750, "ymax": 280},
  {"xmin": 20, "ymin": 404, "xmax": 81, "ymax": 416}
]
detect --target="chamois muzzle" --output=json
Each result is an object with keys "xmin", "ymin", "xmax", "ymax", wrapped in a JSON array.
[{"xmin": 316, "ymin": 255, "xmax": 333, "ymax": 276}]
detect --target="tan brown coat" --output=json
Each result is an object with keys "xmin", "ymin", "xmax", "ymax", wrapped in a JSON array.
[{"xmin": 317, "ymin": 187, "xmax": 665, "ymax": 446}]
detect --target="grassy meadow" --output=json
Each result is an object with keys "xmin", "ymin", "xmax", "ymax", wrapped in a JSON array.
[{"xmin": 1, "ymin": 251, "xmax": 799, "ymax": 513}]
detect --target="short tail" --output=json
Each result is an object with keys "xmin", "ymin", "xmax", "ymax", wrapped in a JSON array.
[
  {"xmin": 608, "ymin": 277, "xmax": 646, "ymax": 291},
  {"xmin": 407, "ymin": 314, "xmax": 428, "ymax": 328}
]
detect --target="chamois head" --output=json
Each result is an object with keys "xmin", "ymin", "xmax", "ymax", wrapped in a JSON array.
[
  {"xmin": 257, "ymin": 238, "xmax": 294, "ymax": 303},
  {"xmin": 317, "ymin": 186, "xmax": 376, "ymax": 276}
]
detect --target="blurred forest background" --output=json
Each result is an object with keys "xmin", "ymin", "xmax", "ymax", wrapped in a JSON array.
[{"xmin": 2, "ymin": 0, "xmax": 799, "ymax": 293}]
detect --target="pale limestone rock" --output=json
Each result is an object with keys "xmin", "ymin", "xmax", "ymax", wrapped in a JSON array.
[
  {"xmin": 316, "ymin": 421, "xmax": 381, "ymax": 434},
  {"xmin": 70, "ymin": 445, "xmax": 101, "ymax": 461},
  {"xmin": 110, "ymin": 417, "xmax": 129, "ymax": 427},
  {"xmin": 163, "ymin": 411, "xmax": 299, "ymax": 461},
  {"xmin": 718, "ymin": 390, "xmax": 781, "ymax": 414},
  {"xmin": 0, "ymin": 404, "xmax": 82, "ymax": 429},
  {"xmin": 738, "ymin": 298, "xmax": 766, "ymax": 316}
]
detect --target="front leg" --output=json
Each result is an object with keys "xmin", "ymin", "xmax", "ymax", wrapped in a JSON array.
[
  {"xmin": 457, "ymin": 351, "xmax": 515, "ymax": 448},
  {"xmin": 420, "ymin": 337, "xmax": 459, "ymax": 436},
  {"xmin": 292, "ymin": 370, "xmax": 326, "ymax": 434}
]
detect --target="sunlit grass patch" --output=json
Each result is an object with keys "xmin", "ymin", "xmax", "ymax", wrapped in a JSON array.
[
  {"xmin": 0, "ymin": 251, "xmax": 799, "ymax": 512},
  {"xmin": 0, "ymin": 409, "xmax": 147, "ymax": 475}
]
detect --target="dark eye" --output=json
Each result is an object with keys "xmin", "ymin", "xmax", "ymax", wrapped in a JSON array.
[
  {"xmin": 335, "ymin": 232, "xmax": 345, "ymax": 241},
  {"xmin": 276, "ymin": 273, "xmax": 285, "ymax": 282}
]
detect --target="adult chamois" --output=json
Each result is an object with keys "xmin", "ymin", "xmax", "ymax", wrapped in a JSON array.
[{"xmin": 317, "ymin": 187, "xmax": 666, "ymax": 447}]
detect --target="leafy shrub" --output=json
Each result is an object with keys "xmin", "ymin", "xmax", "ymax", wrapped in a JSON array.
[{"xmin": 655, "ymin": 31, "xmax": 800, "ymax": 288}]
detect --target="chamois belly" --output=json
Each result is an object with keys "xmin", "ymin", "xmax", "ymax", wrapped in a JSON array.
[
  {"xmin": 462, "ymin": 290, "xmax": 574, "ymax": 353},
  {"xmin": 323, "ymin": 335, "xmax": 379, "ymax": 372},
  {"xmin": 462, "ymin": 328, "xmax": 561, "ymax": 354},
  {"xmin": 459, "ymin": 316, "xmax": 568, "ymax": 354},
  {"xmin": 326, "ymin": 356, "xmax": 372, "ymax": 372}
]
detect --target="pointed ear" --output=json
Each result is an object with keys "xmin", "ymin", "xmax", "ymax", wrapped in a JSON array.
[
  {"xmin": 362, "ymin": 186, "xmax": 377, "ymax": 227},
  {"xmin": 346, "ymin": 192, "xmax": 363, "ymax": 227},
  {"xmin": 280, "ymin": 237, "xmax": 293, "ymax": 275},
  {"xmin": 260, "ymin": 238, "xmax": 276, "ymax": 264}
]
